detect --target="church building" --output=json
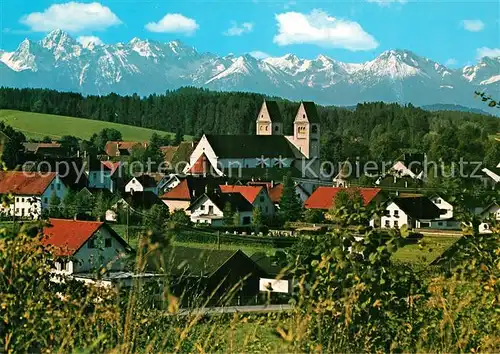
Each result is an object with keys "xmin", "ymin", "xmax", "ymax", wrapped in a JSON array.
[{"xmin": 185, "ymin": 100, "xmax": 321, "ymax": 181}]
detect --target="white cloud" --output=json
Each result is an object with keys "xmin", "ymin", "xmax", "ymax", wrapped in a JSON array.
[
  {"xmin": 476, "ymin": 47, "xmax": 500, "ymax": 59},
  {"xmin": 145, "ymin": 13, "xmax": 199, "ymax": 35},
  {"xmin": 366, "ymin": 0, "xmax": 407, "ymax": 6},
  {"xmin": 77, "ymin": 35, "xmax": 104, "ymax": 47},
  {"xmin": 20, "ymin": 2, "xmax": 122, "ymax": 32},
  {"xmin": 445, "ymin": 58, "xmax": 458, "ymax": 66},
  {"xmin": 249, "ymin": 51, "xmax": 270, "ymax": 59},
  {"xmin": 461, "ymin": 19, "xmax": 485, "ymax": 32},
  {"xmin": 224, "ymin": 21, "xmax": 254, "ymax": 36},
  {"xmin": 273, "ymin": 9, "xmax": 378, "ymax": 51}
]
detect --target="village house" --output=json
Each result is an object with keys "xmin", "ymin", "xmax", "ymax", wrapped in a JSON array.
[
  {"xmin": 41, "ymin": 218, "xmax": 132, "ymax": 275},
  {"xmin": 476, "ymin": 202, "xmax": 500, "ymax": 234},
  {"xmin": 378, "ymin": 196, "xmax": 442, "ymax": 229},
  {"xmin": 0, "ymin": 171, "xmax": 67, "ymax": 219},
  {"xmin": 23, "ymin": 142, "xmax": 68, "ymax": 158},
  {"xmin": 219, "ymin": 185, "xmax": 275, "ymax": 218},
  {"xmin": 125, "ymin": 173, "xmax": 168, "ymax": 195},
  {"xmin": 389, "ymin": 153, "xmax": 426, "ymax": 180},
  {"xmin": 248, "ymin": 181, "xmax": 310, "ymax": 206},
  {"xmin": 106, "ymin": 191, "xmax": 163, "ymax": 222},
  {"xmin": 104, "ymin": 141, "xmax": 148, "ymax": 157},
  {"xmin": 185, "ymin": 101, "xmax": 321, "ymax": 183},
  {"xmin": 162, "ymin": 247, "xmax": 268, "ymax": 306},
  {"xmin": 305, "ymin": 187, "xmax": 383, "ymax": 211},
  {"xmin": 86, "ymin": 159, "xmax": 123, "ymax": 193},
  {"xmin": 159, "ymin": 176, "xmax": 227, "ymax": 213},
  {"xmin": 187, "ymin": 192, "xmax": 253, "ymax": 226},
  {"xmin": 430, "ymin": 194, "xmax": 454, "ymax": 219}
]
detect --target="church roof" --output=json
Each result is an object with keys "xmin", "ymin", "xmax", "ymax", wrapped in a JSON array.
[
  {"xmin": 264, "ymin": 100, "xmax": 283, "ymax": 122},
  {"xmin": 204, "ymin": 135, "xmax": 303, "ymax": 159},
  {"xmin": 301, "ymin": 102, "xmax": 320, "ymax": 123}
]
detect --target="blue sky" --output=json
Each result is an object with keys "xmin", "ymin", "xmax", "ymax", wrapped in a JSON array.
[{"xmin": 1, "ymin": 0, "xmax": 499, "ymax": 66}]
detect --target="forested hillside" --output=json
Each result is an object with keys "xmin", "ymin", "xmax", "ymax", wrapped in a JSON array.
[{"xmin": 0, "ymin": 87, "xmax": 498, "ymax": 165}]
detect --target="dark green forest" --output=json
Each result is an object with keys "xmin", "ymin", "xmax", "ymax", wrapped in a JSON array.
[{"xmin": 0, "ymin": 87, "xmax": 499, "ymax": 167}]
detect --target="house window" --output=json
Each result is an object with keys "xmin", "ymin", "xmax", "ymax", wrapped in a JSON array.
[
  {"xmin": 394, "ymin": 210, "xmax": 399, "ymax": 217},
  {"xmin": 260, "ymin": 196, "xmax": 264, "ymax": 203},
  {"xmin": 51, "ymin": 184, "xmax": 55, "ymax": 190},
  {"xmin": 302, "ymin": 114, "xmax": 306, "ymax": 118},
  {"xmin": 57, "ymin": 183, "xmax": 61, "ymax": 190},
  {"xmin": 243, "ymin": 216, "xmax": 251, "ymax": 225},
  {"xmin": 385, "ymin": 220, "xmax": 390, "ymax": 227},
  {"xmin": 438, "ymin": 222, "xmax": 443, "ymax": 226},
  {"xmin": 435, "ymin": 199, "xmax": 441, "ymax": 204},
  {"xmin": 16, "ymin": 198, "xmax": 19, "ymax": 202},
  {"xmin": 15, "ymin": 208, "xmax": 19, "ymax": 213},
  {"xmin": 274, "ymin": 126, "xmax": 279, "ymax": 132},
  {"xmin": 105, "ymin": 238, "xmax": 112, "ymax": 248},
  {"xmin": 208, "ymin": 205, "xmax": 214, "ymax": 214},
  {"xmin": 88, "ymin": 239, "xmax": 96, "ymax": 249},
  {"xmin": 311, "ymin": 125, "xmax": 318, "ymax": 134},
  {"xmin": 44, "ymin": 198, "xmax": 48, "ymax": 204},
  {"xmin": 200, "ymin": 204, "xmax": 205, "ymax": 210},
  {"xmin": 394, "ymin": 220, "xmax": 399, "ymax": 228}
]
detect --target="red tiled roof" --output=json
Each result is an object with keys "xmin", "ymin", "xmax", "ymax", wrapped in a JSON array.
[
  {"xmin": 101, "ymin": 161, "xmax": 122, "ymax": 175},
  {"xmin": 188, "ymin": 153, "xmax": 209, "ymax": 175},
  {"xmin": 219, "ymin": 185, "xmax": 263, "ymax": 204},
  {"xmin": 305, "ymin": 187, "xmax": 382, "ymax": 210},
  {"xmin": 0, "ymin": 171, "xmax": 56, "ymax": 196},
  {"xmin": 160, "ymin": 179, "xmax": 191, "ymax": 200},
  {"xmin": 41, "ymin": 219, "xmax": 104, "ymax": 256}
]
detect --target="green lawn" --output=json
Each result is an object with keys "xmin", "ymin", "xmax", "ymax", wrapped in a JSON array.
[
  {"xmin": 392, "ymin": 235, "xmax": 461, "ymax": 264},
  {"xmin": 0, "ymin": 110, "xmax": 181, "ymax": 141}
]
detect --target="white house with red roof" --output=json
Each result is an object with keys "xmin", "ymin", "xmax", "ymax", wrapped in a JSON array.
[
  {"xmin": 42, "ymin": 218, "xmax": 132, "ymax": 274},
  {"xmin": 219, "ymin": 185, "xmax": 275, "ymax": 217},
  {"xmin": 0, "ymin": 171, "xmax": 67, "ymax": 219}
]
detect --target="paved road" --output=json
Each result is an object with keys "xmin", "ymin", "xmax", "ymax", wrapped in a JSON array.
[{"xmin": 178, "ymin": 304, "xmax": 293, "ymax": 316}]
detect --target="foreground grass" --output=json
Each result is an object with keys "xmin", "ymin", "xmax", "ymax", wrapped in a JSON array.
[
  {"xmin": 0, "ymin": 109, "xmax": 185, "ymax": 141},
  {"xmin": 392, "ymin": 235, "xmax": 460, "ymax": 264}
]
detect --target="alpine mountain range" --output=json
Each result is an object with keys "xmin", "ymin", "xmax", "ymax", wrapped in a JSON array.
[{"xmin": 1, "ymin": 29, "xmax": 499, "ymax": 112}]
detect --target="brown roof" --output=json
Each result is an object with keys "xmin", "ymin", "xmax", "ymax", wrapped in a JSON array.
[
  {"xmin": 105, "ymin": 141, "xmax": 148, "ymax": 156},
  {"xmin": 0, "ymin": 171, "xmax": 57, "ymax": 196},
  {"xmin": 160, "ymin": 179, "xmax": 191, "ymax": 201}
]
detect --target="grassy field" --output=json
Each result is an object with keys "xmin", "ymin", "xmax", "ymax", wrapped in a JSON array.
[
  {"xmin": 392, "ymin": 235, "xmax": 460, "ymax": 264},
  {"xmin": 111, "ymin": 224, "xmax": 276, "ymax": 257},
  {"xmin": 0, "ymin": 110, "xmax": 177, "ymax": 141}
]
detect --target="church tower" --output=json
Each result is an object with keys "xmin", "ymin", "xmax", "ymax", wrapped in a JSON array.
[
  {"xmin": 291, "ymin": 102, "xmax": 320, "ymax": 160},
  {"xmin": 256, "ymin": 100, "xmax": 283, "ymax": 136}
]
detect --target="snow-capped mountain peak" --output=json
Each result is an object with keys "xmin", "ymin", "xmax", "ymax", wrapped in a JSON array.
[{"xmin": 0, "ymin": 31, "xmax": 498, "ymax": 114}]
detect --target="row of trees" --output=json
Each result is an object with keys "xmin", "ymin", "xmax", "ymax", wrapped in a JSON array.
[{"xmin": 1, "ymin": 87, "xmax": 498, "ymax": 167}]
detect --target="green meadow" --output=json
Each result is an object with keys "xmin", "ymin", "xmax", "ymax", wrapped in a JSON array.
[{"xmin": 0, "ymin": 110, "xmax": 176, "ymax": 141}]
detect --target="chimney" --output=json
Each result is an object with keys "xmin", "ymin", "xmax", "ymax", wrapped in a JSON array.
[
  {"xmin": 205, "ymin": 185, "xmax": 208, "ymax": 194},
  {"xmin": 192, "ymin": 189, "xmax": 196, "ymax": 198}
]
